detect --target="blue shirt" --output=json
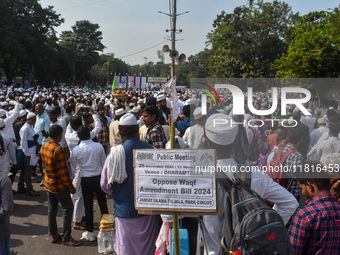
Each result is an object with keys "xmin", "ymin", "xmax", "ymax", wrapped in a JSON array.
[
  {"xmin": 174, "ymin": 116, "xmax": 191, "ymax": 137},
  {"xmin": 34, "ymin": 112, "xmax": 51, "ymax": 145},
  {"xmin": 113, "ymin": 137, "xmax": 153, "ymax": 218}
]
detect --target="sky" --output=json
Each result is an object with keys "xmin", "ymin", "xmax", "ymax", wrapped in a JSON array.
[{"xmin": 39, "ymin": 0, "xmax": 339, "ymax": 66}]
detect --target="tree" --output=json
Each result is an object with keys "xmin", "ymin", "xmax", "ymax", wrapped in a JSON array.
[
  {"xmin": 0, "ymin": 0, "xmax": 63, "ymax": 84},
  {"xmin": 59, "ymin": 20, "xmax": 105, "ymax": 85},
  {"xmin": 274, "ymin": 9, "xmax": 340, "ymax": 78},
  {"xmin": 274, "ymin": 8, "xmax": 340, "ymax": 105},
  {"xmin": 207, "ymin": 0, "xmax": 299, "ymax": 78},
  {"xmin": 176, "ymin": 49, "xmax": 210, "ymax": 85}
]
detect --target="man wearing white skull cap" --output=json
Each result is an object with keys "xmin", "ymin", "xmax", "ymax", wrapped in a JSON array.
[
  {"xmin": 201, "ymin": 113, "xmax": 298, "ymax": 254},
  {"xmin": 101, "ymin": 113, "xmax": 159, "ymax": 254},
  {"xmin": 109, "ymin": 108, "xmax": 125, "ymax": 147},
  {"xmin": 0, "ymin": 119, "xmax": 16, "ymax": 176}
]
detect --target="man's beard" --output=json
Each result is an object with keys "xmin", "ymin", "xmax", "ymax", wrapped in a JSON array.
[{"xmin": 159, "ymin": 105, "xmax": 167, "ymax": 112}]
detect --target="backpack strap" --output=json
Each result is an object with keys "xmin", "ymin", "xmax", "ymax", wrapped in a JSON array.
[
  {"xmin": 275, "ymin": 146, "xmax": 285, "ymax": 162},
  {"xmin": 249, "ymin": 126, "xmax": 256, "ymax": 136},
  {"xmin": 217, "ymin": 172, "xmax": 234, "ymax": 192},
  {"xmin": 279, "ymin": 148, "xmax": 296, "ymax": 164}
]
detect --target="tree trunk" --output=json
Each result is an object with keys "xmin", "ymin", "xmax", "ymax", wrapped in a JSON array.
[
  {"xmin": 3, "ymin": 57, "xmax": 13, "ymax": 85},
  {"xmin": 316, "ymin": 89, "xmax": 321, "ymax": 107}
]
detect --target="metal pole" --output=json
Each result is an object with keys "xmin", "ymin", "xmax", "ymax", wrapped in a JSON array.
[
  {"xmin": 170, "ymin": 1, "xmax": 180, "ymax": 254},
  {"xmin": 171, "ymin": 0, "xmax": 176, "ymax": 80}
]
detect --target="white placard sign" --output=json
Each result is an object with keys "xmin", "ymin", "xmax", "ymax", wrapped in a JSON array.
[{"xmin": 134, "ymin": 149, "xmax": 217, "ymax": 213}]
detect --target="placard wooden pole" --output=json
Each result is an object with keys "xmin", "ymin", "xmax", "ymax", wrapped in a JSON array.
[{"xmin": 169, "ymin": 115, "xmax": 180, "ymax": 255}]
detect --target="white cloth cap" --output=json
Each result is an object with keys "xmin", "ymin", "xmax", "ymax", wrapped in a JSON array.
[
  {"xmin": 132, "ymin": 107, "xmax": 140, "ymax": 113},
  {"xmin": 137, "ymin": 99, "xmax": 144, "ymax": 104},
  {"xmin": 20, "ymin": 110, "xmax": 27, "ymax": 117},
  {"xmin": 205, "ymin": 113, "xmax": 238, "ymax": 145},
  {"xmin": 157, "ymin": 94, "xmax": 166, "ymax": 102},
  {"xmin": 1, "ymin": 102, "xmax": 8, "ymax": 106},
  {"xmin": 115, "ymin": 108, "xmax": 125, "ymax": 116},
  {"xmin": 0, "ymin": 110, "xmax": 5, "ymax": 118},
  {"xmin": 0, "ymin": 119, "xmax": 4, "ymax": 128},
  {"xmin": 318, "ymin": 118, "xmax": 326, "ymax": 124},
  {"xmin": 225, "ymin": 104, "xmax": 233, "ymax": 111},
  {"xmin": 27, "ymin": 112, "xmax": 36, "ymax": 119},
  {"xmin": 185, "ymin": 99, "xmax": 195, "ymax": 105},
  {"xmin": 119, "ymin": 113, "xmax": 137, "ymax": 126},
  {"xmin": 193, "ymin": 107, "xmax": 204, "ymax": 120},
  {"xmin": 217, "ymin": 109, "xmax": 227, "ymax": 115}
]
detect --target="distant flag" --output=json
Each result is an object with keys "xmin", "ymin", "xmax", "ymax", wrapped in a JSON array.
[
  {"xmin": 111, "ymin": 73, "xmax": 116, "ymax": 93},
  {"xmin": 172, "ymin": 78, "xmax": 180, "ymax": 119},
  {"xmin": 162, "ymin": 79, "xmax": 172, "ymax": 94}
]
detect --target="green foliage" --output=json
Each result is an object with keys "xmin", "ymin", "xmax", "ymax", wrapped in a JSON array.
[
  {"xmin": 207, "ymin": 0, "xmax": 299, "ymax": 78},
  {"xmin": 0, "ymin": 0, "xmax": 63, "ymax": 83},
  {"xmin": 274, "ymin": 9, "xmax": 340, "ymax": 78},
  {"xmin": 58, "ymin": 20, "xmax": 105, "ymax": 85},
  {"xmin": 176, "ymin": 48, "xmax": 210, "ymax": 85}
]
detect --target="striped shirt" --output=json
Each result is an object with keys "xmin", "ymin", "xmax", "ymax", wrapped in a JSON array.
[{"xmin": 40, "ymin": 139, "xmax": 72, "ymax": 193}]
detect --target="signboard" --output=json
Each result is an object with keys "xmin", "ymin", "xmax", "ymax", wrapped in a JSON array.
[
  {"xmin": 134, "ymin": 149, "xmax": 217, "ymax": 213},
  {"xmin": 148, "ymin": 77, "xmax": 167, "ymax": 83}
]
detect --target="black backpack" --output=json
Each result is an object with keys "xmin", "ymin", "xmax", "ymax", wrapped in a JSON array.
[{"xmin": 217, "ymin": 173, "xmax": 293, "ymax": 255}]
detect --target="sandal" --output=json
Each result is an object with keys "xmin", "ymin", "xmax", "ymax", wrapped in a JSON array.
[
  {"xmin": 73, "ymin": 222, "xmax": 86, "ymax": 230},
  {"xmin": 63, "ymin": 237, "xmax": 81, "ymax": 247},
  {"xmin": 51, "ymin": 233, "xmax": 63, "ymax": 243}
]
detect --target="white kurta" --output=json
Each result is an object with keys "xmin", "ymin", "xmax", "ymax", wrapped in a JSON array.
[
  {"xmin": 182, "ymin": 125, "xmax": 205, "ymax": 149},
  {"xmin": 315, "ymin": 136, "xmax": 340, "ymax": 162},
  {"xmin": 20, "ymin": 123, "xmax": 38, "ymax": 166},
  {"xmin": 201, "ymin": 158, "xmax": 299, "ymax": 255},
  {"xmin": 0, "ymin": 130, "xmax": 16, "ymax": 175}
]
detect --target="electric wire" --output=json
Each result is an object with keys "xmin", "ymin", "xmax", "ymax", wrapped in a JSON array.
[{"xmin": 116, "ymin": 40, "xmax": 169, "ymax": 59}]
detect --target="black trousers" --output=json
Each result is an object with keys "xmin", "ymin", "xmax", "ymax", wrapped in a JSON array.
[
  {"xmin": 81, "ymin": 175, "xmax": 108, "ymax": 232},
  {"xmin": 18, "ymin": 155, "xmax": 33, "ymax": 191},
  {"xmin": 48, "ymin": 190, "xmax": 74, "ymax": 241}
]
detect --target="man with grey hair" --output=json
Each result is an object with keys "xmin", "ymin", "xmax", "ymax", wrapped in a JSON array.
[{"xmin": 34, "ymin": 103, "xmax": 51, "ymax": 182}]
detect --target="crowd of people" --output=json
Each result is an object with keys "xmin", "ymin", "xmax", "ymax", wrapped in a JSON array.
[{"xmin": 0, "ymin": 84, "xmax": 340, "ymax": 255}]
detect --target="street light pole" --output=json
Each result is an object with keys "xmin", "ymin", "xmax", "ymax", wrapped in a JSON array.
[
  {"xmin": 106, "ymin": 53, "xmax": 115, "ymax": 86},
  {"xmin": 171, "ymin": 0, "xmax": 176, "ymax": 80}
]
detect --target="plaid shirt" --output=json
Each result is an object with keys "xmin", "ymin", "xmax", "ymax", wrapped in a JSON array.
[
  {"xmin": 96, "ymin": 119, "xmax": 109, "ymax": 149},
  {"xmin": 269, "ymin": 144, "xmax": 303, "ymax": 197},
  {"xmin": 145, "ymin": 122, "xmax": 167, "ymax": 149},
  {"xmin": 288, "ymin": 194, "xmax": 340, "ymax": 254},
  {"xmin": 40, "ymin": 139, "xmax": 72, "ymax": 193}
]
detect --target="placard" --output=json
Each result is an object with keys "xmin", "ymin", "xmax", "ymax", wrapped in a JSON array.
[{"xmin": 134, "ymin": 149, "xmax": 217, "ymax": 213}]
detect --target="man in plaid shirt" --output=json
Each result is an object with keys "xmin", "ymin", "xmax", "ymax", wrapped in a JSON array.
[
  {"xmin": 268, "ymin": 126, "xmax": 303, "ymax": 200},
  {"xmin": 40, "ymin": 125, "xmax": 80, "ymax": 247},
  {"xmin": 288, "ymin": 169, "xmax": 340, "ymax": 254},
  {"xmin": 143, "ymin": 105, "xmax": 167, "ymax": 149},
  {"xmin": 96, "ymin": 104, "xmax": 110, "ymax": 154}
]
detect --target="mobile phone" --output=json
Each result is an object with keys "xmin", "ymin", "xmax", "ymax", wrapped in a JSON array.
[{"xmin": 82, "ymin": 107, "xmax": 90, "ymax": 113}]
